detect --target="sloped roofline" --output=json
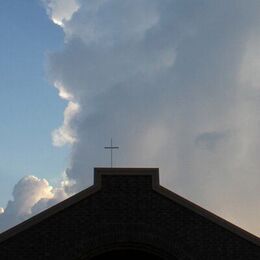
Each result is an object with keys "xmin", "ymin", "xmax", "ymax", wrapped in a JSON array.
[{"xmin": 0, "ymin": 167, "xmax": 259, "ymax": 246}]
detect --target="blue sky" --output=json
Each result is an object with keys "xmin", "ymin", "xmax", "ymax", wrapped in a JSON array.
[{"xmin": 0, "ymin": 0, "xmax": 68, "ymax": 207}]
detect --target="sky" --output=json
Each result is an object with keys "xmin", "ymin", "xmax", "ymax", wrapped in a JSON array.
[
  {"xmin": 0, "ymin": 1, "xmax": 68, "ymax": 207},
  {"xmin": 0, "ymin": 0, "xmax": 260, "ymax": 237}
]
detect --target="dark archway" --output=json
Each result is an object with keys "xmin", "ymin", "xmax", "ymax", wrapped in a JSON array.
[{"xmin": 90, "ymin": 249, "xmax": 164, "ymax": 259}]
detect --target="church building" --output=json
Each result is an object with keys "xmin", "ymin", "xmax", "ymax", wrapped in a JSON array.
[{"xmin": 0, "ymin": 168, "xmax": 259, "ymax": 259}]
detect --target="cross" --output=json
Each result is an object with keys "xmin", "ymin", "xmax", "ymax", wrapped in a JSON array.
[{"xmin": 104, "ymin": 138, "xmax": 119, "ymax": 168}]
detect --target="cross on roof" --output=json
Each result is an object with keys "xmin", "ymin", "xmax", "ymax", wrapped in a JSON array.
[{"xmin": 104, "ymin": 138, "xmax": 119, "ymax": 168}]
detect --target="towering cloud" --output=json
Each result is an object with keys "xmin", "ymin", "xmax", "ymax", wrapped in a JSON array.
[
  {"xmin": 0, "ymin": 176, "xmax": 67, "ymax": 232},
  {"xmin": 0, "ymin": 0, "xmax": 259, "ymax": 236}
]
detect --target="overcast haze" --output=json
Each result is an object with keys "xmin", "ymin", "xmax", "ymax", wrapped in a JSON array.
[{"xmin": 0, "ymin": 0, "xmax": 259, "ymax": 237}]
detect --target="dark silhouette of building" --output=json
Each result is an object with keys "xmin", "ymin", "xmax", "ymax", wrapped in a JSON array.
[{"xmin": 0, "ymin": 168, "xmax": 259, "ymax": 259}]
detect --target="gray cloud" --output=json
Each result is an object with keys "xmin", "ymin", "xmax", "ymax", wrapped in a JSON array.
[
  {"xmin": 46, "ymin": 0, "xmax": 260, "ymax": 236},
  {"xmin": 195, "ymin": 131, "xmax": 228, "ymax": 151}
]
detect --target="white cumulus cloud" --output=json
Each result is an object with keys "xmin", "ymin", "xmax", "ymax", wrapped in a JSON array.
[
  {"xmin": 42, "ymin": 0, "xmax": 79, "ymax": 27},
  {"xmin": 52, "ymin": 101, "xmax": 80, "ymax": 146},
  {"xmin": 0, "ymin": 176, "xmax": 67, "ymax": 233}
]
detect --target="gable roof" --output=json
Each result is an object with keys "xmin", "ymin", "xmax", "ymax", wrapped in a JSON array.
[{"xmin": 0, "ymin": 167, "xmax": 259, "ymax": 247}]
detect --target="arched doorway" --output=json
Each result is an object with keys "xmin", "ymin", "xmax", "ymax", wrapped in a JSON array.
[
  {"xmin": 90, "ymin": 249, "xmax": 163, "ymax": 259},
  {"xmin": 78, "ymin": 237, "xmax": 181, "ymax": 259}
]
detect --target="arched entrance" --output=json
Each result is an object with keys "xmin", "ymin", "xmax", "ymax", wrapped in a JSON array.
[{"xmin": 81, "ymin": 242, "xmax": 179, "ymax": 260}]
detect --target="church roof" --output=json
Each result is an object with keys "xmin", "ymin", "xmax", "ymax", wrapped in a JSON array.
[{"xmin": 0, "ymin": 168, "xmax": 259, "ymax": 259}]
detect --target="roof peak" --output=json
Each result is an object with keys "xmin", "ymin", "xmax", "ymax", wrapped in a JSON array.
[{"xmin": 0, "ymin": 167, "xmax": 259, "ymax": 247}]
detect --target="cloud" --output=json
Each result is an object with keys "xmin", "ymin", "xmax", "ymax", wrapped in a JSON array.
[
  {"xmin": 195, "ymin": 131, "xmax": 228, "ymax": 151},
  {"xmin": 0, "ymin": 176, "xmax": 67, "ymax": 233},
  {"xmin": 43, "ymin": 0, "xmax": 260, "ymax": 236},
  {"xmin": 52, "ymin": 100, "xmax": 80, "ymax": 146},
  {"xmin": 41, "ymin": 0, "xmax": 79, "ymax": 27},
  {"xmin": 31, "ymin": 187, "xmax": 68, "ymax": 215},
  {"xmin": 1, "ymin": 0, "xmax": 260, "ymax": 236},
  {"xmin": 240, "ymin": 34, "xmax": 260, "ymax": 90}
]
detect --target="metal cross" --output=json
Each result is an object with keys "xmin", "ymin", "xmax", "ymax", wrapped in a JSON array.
[{"xmin": 104, "ymin": 138, "xmax": 119, "ymax": 168}]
